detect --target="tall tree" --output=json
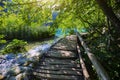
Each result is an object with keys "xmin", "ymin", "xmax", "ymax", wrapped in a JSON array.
[{"xmin": 95, "ymin": 0, "xmax": 120, "ymax": 34}]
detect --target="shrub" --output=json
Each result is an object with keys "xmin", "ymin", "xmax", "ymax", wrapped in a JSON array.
[
  {"xmin": 0, "ymin": 35, "xmax": 7, "ymax": 44},
  {"xmin": 1, "ymin": 39, "xmax": 27, "ymax": 54}
]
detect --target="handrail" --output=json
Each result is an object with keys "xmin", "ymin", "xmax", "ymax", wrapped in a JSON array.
[
  {"xmin": 76, "ymin": 32, "xmax": 110, "ymax": 80},
  {"xmin": 77, "ymin": 44, "xmax": 90, "ymax": 80}
]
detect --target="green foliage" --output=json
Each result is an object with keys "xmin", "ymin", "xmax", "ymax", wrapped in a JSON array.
[
  {"xmin": 0, "ymin": 35, "xmax": 7, "ymax": 44},
  {"xmin": 0, "ymin": 0, "xmax": 119, "ymax": 79},
  {"xmin": 0, "ymin": 0, "xmax": 55, "ymax": 40},
  {"xmin": 1, "ymin": 39, "xmax": 27, "ymax": 54},
  {"xmin": 54, "ymin": 0, "xmax": 120, "ymax": 79}
]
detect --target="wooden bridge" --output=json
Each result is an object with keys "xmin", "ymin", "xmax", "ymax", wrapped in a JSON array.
[{"xmin": 31, "ymin": 32, "xmax": 110, "ymax": 80}]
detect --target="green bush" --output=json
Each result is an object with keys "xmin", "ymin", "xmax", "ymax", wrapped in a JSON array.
[
  {"xmin": 1, "ymin": 39, "xmax": 27, "ymax": 54},
  {"xmin": 0, "ymin": 35, "xmax": 7, "ymax": 44}
]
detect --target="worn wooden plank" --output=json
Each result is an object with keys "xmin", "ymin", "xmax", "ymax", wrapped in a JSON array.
[
  {"xmin": 35, "ymin": 66, "xmax": 82, "ymax": 71},
  {"xmin": 34, "ymin": 73, "xmax": 83, "ymax": 80},
  {"xmin": 39, "ymin": 64, "xmax": 81, "ymax": 68},
  {"xmin": 34, "ymin": 69, "xmax": 82, "ymax": 76},
  {"xmin": 66, "ymin": 35, "xmax": 77, "ymax": 41},
  {"xmin": 41, "ymin": 61, "xmax": 79, "ymax": 65},
  {"xmin": 43, "ymin": 58, "xmax": 79, "ymax": 65},
  {"xmin": 44, "ymin": 58, "xmax": 77, "ymax": 63},
  {"xmin": 45, "ymin": 50, "xmax": 77, "ymax": 59},
  {"xmin": 52, "ymin": 36, "xmax": 77, "ymax": 51}
]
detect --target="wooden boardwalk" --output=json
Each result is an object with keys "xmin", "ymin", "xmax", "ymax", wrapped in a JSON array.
[{"xmin": 32, "ymin": 35, "xmax": 85, "ymax": 80}]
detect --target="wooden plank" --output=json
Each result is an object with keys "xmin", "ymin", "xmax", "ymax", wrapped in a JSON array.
[
  {"xmin": 52, "ymin": 38, "xmax": 77, "ymax": 51},
  {"xmin": 43, "ymin": 59, "xmax": 79, "ymax": 66},
  {"xmin": 34, "ymin": 69, "xmax": 82, "ymax": 76},
  {"xmin": 41, "ymin": 58, "xmax": 78, "ymax": 65},
  {"xmin": 66, "ymin": 35, "xmax": 77, "ymax": 41},
  {"xmin": 38, "ymin": 64, "xmax": 81, "ymax": 68},
  {"xmin": 44, "ymin": 58, "xmax": 77, "ymax": 63},
  {"xmin": 46, "ymin": 50, "xmax": 77, "ymax": 59},
  {"xmin": 35, "ymin": 67, "xmax": 82, "ymax": 71},
  {"xmin": 41, "ymin": 61, "xmax": 78, "ymax": 65},
  {"xmin": 33, "ymin": 73, "xmax": 84, "ymax": 80}
]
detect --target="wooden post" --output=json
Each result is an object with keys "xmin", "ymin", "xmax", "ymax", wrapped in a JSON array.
[{"xmin": 76, "ymin": 32, "xmax": 110, "ymax": 80}]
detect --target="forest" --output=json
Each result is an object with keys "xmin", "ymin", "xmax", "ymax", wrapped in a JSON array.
[{"xmin": 0, "ymin": 0, "xmax": 120, "ymax": 80}]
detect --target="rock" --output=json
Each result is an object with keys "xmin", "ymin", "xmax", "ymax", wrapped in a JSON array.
[
  {"xmin": 16, "ymin": 57, "xmax": 27, "ymax": 65},
  {"xmin": 0, "ymin": 61, "xmax": 13, "ymax": 74},
  {"xmin": 0, "ymin": 57, "xmax": 6, "ymax": 64},
  {"xmin": 23, "ymin": 61, "xmax": 30, "ymax": 66},
  {"xmin": 41, "ymin": 44, "xmax": 51, "ymax": 52},
  {"xmin": 16, "ymin": 74, "xmax": 22, "ymax": 80},
  {"xmin": 22, "ymin": 73, "xmax": 29, "ymax": 80},
  {"xmin": 9, "ymin": 76, "xmax": 16, "ymax": 80},
  {"xmin": 17, "ymin": 54, "xmax": 23, "ymax": 58},
  {"xmin": 14, "ymin": 66, "xmax": 31, "ymax": 75},
  {"xmin": 1, "ymin": 69, "xmax": 15, "ymax": 79},
  {"xmin": 0, "ymin": 75, "xmax": 4, "ymax": 80},
  {"xmin": 16, "ymin": 73, "xmax": 29, "ymax": 80},
  {"xmin": 27, "ymin": 57, "xmax": 39, "ymax": 63},
  {"xmin": 5, "ymin": 53, "xmax": 15, "ymax": 60},
  {"xmin": 28, "ymin": 63, "xmax": 34, "ymax": 67},
  {"xmin": 27, "ymin": 50, "xmax": 42, "ymax": 58},
  {"xmin": 14, "ymin": 66, "xmax": 24, "ymax": 75}
]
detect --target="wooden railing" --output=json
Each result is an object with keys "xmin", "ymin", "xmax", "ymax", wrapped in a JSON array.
[{"xmin": 76, "ymin": 32, "xmax": 110, "ymax": 80}]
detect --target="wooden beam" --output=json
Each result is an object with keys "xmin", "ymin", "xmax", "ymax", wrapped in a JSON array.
[
  {"xmin": 76, "ymin": 32, "xmax": 110, "ymax": 80},
  {"xmin": 77, "ymin": 44, "xmax": 90, "ymax": 80}
]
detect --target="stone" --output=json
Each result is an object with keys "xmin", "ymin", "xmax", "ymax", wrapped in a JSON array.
[
  {"xmin": 5, "ymin": 53, "xmax": 15, "ymax": 60},
  {"xmin": 28, "ymin": 63, "xmax": 34, "ymax": 67},
  {"xmin": 16, "ymin": 72, "xmax": 29, "ymax": 80},
  {"xmin": 0, "ymin": 57, "xmax": 6, "ymax": 64},
  {"xmin": 1, "ymin": 69, "xmax": 15, "ymax": 79},
  {"xmin": 27, "ymin": 57, "xmax": 39, "ymax": 63},
  {"xmin": 14, "ymin": 66, "xmax": 23, "ymax": 75},
  {"xmin": 22, "ymin": 73, "xmax": 29, "ymax": 80},
  {"xmin": 14, "ymin": 66, "xmax": 31, "ymax": 74},
  {"xmin": 0, "ymin": 75, "xmax": 4, "ymax": 80},
  {"xmin": 27, "ymin": 50, "xmax": 41, "ymax": 58},
  {"xmin": 16, "ymin": 74, "xmax": 22, "ymax": 80},
  {"xmin": 23, "ymin": 61, "xmax": 30, "ymax": 66},
  {"xmin": 41, "ymin": 44, "xmax": 51, "ymax": 52},
  {"xmin": 16, "ymin": 57, "xmax": 27, "ymax": 65},
  {"xmin": 9, "ymin": 76, "xmax": 16, "ymax": 80}
]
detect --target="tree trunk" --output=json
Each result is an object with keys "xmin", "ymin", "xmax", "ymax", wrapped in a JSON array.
[{"xmin": 96, "ymin": 0, "xmax": 120, "ymax": 34}]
